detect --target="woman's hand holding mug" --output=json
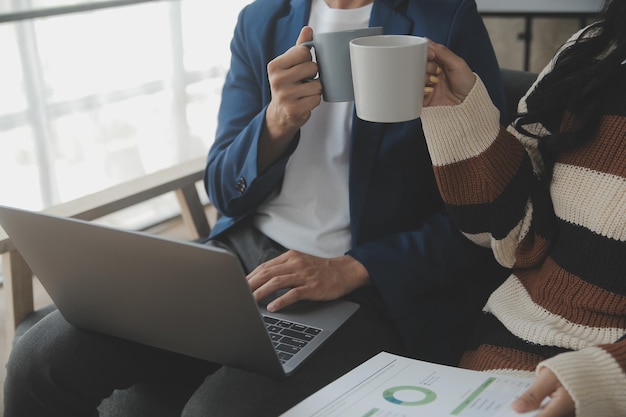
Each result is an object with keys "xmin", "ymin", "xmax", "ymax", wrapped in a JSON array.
[{"xmin": 423, "ymin": 40, "xmax": 477, "ymax": 107}]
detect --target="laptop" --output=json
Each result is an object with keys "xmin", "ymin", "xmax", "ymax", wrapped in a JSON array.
[{"xmin": 0, "ymin": 204, "xmax": 359, "ymax": 378}]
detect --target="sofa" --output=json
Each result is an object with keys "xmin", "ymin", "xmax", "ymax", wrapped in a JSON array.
[{"xmin": 12, "ymin": 68, "xmax": 539, "ymax": 417}]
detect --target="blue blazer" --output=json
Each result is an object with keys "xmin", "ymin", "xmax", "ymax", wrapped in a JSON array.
[{"xmin": 205, "ymin": 0, "xmax": 508, "ymax": 362}]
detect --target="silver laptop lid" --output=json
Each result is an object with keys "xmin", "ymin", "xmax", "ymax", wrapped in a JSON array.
[{"xmin": 0, "ymin": 205, "xmax": 358, "ymax": 377}]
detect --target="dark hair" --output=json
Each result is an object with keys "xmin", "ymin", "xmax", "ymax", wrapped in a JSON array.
[{"xmin": 515, "ymin": 0, "xmax": 626, "ymax": 178}]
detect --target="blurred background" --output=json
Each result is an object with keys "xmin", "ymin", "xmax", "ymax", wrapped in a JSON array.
[
  {"xmin": 0, "ymin": 0, "xmax": 595, "ymax": 224},
  {"xmin": 0, "ymin": 0, "xmax": 250, "ymax": 229}
]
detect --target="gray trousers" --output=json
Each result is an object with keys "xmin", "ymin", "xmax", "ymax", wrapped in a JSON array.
[{"xmin": 4, "ymin": 222, "xmax": 408, "ymax": 417}]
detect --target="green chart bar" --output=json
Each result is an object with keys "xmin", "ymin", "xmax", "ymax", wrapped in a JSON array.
[
  {"xmin": 451, "ymin": 377, "xmax": 496, "ymax": 415},
  {"xmin": 362, "ymin": 408, "xmax": 380, "ymax": 417}
]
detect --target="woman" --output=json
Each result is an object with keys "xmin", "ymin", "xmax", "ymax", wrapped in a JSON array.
[{"xmin": 421, "ymin": 0, "xmax": 626, "ymax": 416}]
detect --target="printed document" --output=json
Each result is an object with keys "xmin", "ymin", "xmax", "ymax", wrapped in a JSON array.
[{"xmin": 281, "ymin": 352, "xmax": 541, "ymax": 417}]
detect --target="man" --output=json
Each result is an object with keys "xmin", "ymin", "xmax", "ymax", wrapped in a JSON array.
[
  {"xmin": 4, "ymin": 1, "xmax": 508, "ymax": 416},
  {"xmin": 182, "ymin": 0, "xmax": 508, "ymax": 415}
]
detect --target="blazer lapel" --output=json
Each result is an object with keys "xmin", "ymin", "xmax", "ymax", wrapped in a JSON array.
[
  {"xmin": 371, "ymin": 0, "xmax": 413, "ymax": 35},
  {"xmin": 348, "ymin": 118, "xmax": 384, "ymax": 245},
  {"xmin": 273, "ymin": 0, "xmax": 311, "ymax": 55},
  {"xmin": 349, "ymin": 0, "xmax": 414, "ymax": 244}
]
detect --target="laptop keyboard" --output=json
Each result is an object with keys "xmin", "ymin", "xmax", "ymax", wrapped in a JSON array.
[{"xmin": 263, "ymin": 316, "xmax": 322, "ymax": 364}]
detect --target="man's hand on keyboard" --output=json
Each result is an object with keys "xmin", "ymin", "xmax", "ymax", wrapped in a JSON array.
[{"xmin": 247, "ymin": 250, "xmax": 371, "ymax": 312}]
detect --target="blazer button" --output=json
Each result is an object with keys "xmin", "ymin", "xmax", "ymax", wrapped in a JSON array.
[{"xmin": 236, "ymin": 177, "xmax": 247, "ymax": 194}]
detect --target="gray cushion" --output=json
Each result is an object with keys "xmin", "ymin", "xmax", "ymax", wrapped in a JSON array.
[{"xmin": 500, "ymin": 68, "xmax": 538, "ymax": 124}]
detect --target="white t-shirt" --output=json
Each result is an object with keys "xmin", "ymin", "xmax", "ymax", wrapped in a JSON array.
[{"xmin": 253, "ymin": 0, "xmax": 372, "ymax": 258}]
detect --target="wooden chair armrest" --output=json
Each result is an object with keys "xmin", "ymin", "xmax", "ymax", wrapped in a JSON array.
[
  {"xmin": 46, "ymin": 156, "xmax": 209, "ymax": 228},
  {"xmin": 1, "ymin": 156, "xmax": 211, "ymax": 347}
]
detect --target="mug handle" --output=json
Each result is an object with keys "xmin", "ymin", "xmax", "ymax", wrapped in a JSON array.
[{"xmin": 299, "ymin": 41, "xmax": 318, "ymax": 83}]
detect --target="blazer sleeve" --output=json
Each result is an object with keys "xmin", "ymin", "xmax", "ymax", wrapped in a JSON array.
[{"xmin": 204, "ymin": 3, "xmax": 298, "ymax": 220}]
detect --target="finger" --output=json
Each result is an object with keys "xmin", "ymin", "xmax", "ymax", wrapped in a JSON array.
[
  {"xmin": 297, "ymin": 79, "xmax": 323, "ymax": 99},
  {"xmin": 247, "ymin": 255, "xmax": 284, "ymax": 287},
  {"xmin": 427, "ymin": 45, "xmax": 436, "ymax": 62},
  {"xmin": 249, "ymin": 250, "xmax": 293, "ymax": 275},
  {"xmin": 428, "ymin": 40, "xmax": 461, "ymax": 68},
  {"xmin": 425, "ymin": 61, "xmax": 441, "ymax": 76},
  {"xmin": 512, "ymin": 369, "xmax": 559, "ymax": 413},
  {"xmin": 247, "ymin": 251, "xmax": 299, "ymax": 291},
  {"xmin": 296, "ymin": 26, "xmax": 313, "ymax": 46},
  {"xmin": 247, "ymin": 266, "xmax": 278, "ymax": 289},
  {"xmin": 266, "ymin": 287, "xmax": 305, "ymax": 312},
  {"xmin": 535, "ymin": 387, "xmax": 575, "ymax": 417},
  {"xmin": 425, "ymin": 74, "xmax": 440, "ymax": 87},
  {"xmin": 424, "ymin": 62, "xmax": 441, "ymax": 96},
  {"xmin": 269, "ymin": 24, "xmax": 316, "ymax": 77},
  {"xmin": 252, "ymin": 272, "xmax": 297, "ymax": 304}
]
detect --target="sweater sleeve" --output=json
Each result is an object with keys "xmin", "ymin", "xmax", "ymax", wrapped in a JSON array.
[
  {"xmin": 537, "ymin": 343, "xmax": 626, "ymax": 417},
  {"xmin": 419, "ymin": 27, "xmax": 596, "ymax": 270},
  {"xmin": 420, "ymin": 77, "xmax": 556, "ymax": 269}
]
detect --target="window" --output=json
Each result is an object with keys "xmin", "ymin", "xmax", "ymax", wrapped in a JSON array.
[{"xmin": 0, "ymin": 0, "xmax": 248, "ymax": 227}]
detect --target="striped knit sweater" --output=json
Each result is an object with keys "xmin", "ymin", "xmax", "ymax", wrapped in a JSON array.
[{"xmin": 420, "ymin": 41, "xmax": 626, "ymax": 416}]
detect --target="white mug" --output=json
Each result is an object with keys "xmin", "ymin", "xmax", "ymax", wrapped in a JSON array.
[{"xmin": 349, "ymin": 35, "xmax": 428, "ymax": 123}]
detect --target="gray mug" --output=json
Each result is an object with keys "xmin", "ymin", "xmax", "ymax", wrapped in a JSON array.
[{"xmin": 302, "ymin": 26, "xmax": 383, "ymax": 102}]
